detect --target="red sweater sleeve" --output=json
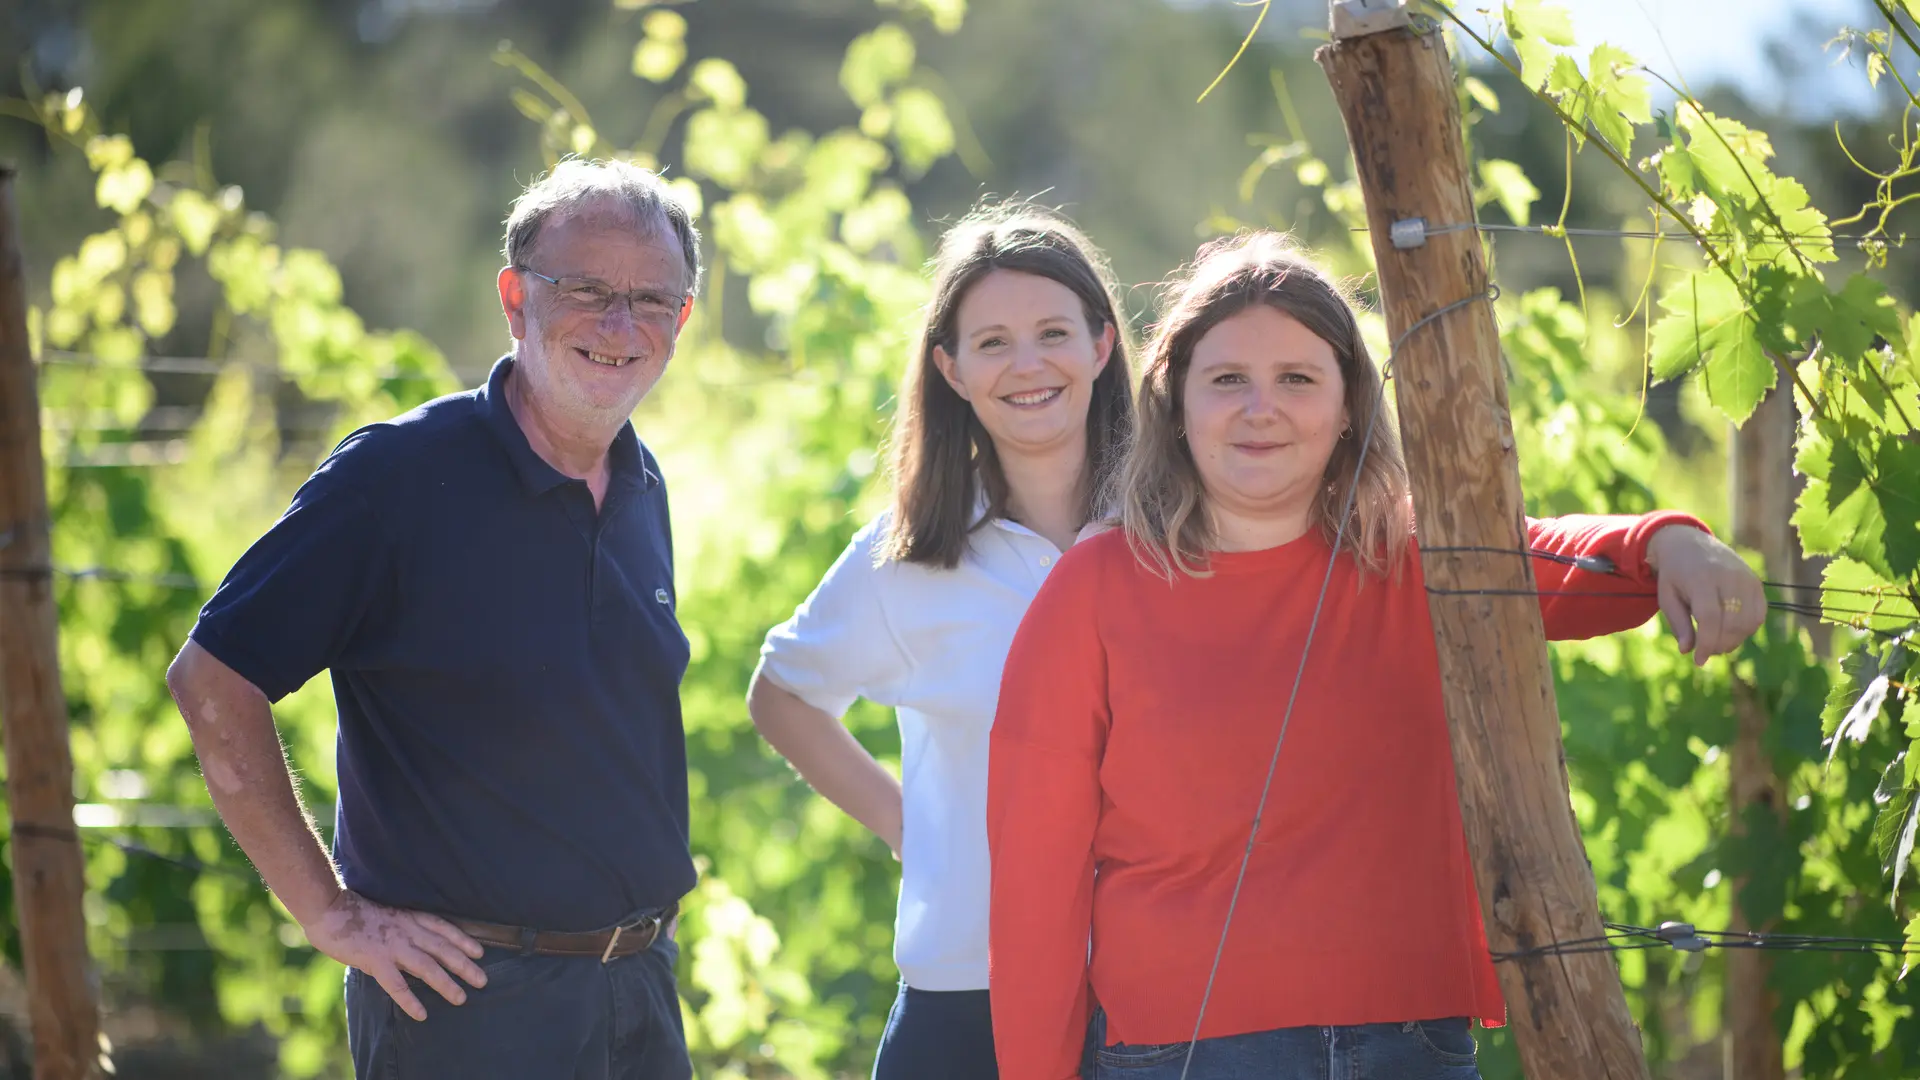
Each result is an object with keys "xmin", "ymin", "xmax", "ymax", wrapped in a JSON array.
[
  {"xmin": 1525, "ymin": 511, "xmax": 1709, "ymax": 640},
  {"xmin": 988, "ymin": 543, "xmax": 1111, "ymax": 1080}
]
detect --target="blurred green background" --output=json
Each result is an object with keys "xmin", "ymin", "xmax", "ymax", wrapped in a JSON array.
[{"xmin": 2, "ymin": 0, "xmax": 1918, "ymax": 1076}]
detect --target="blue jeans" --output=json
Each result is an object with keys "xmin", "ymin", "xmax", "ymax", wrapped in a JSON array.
[
  {"xmin": 872, "ymin": 984, "xmax": 998, "ymax": 1080},
  {"xmin": 1082, "ymin": 1009, "xmax": 1480, "ymax": 1080},
  {"xmin": 346, "ymin": 935, "xmax": 688, "ymax": 1080}
]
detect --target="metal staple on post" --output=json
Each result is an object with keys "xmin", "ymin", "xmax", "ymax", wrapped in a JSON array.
[
  {"xmin": 1330, "ymin": 0, "xmax": 1411, "ymax": 39},
  {"xmin": 1389, "ymin": 217, "xmax": 1429, "ymax": 249}
]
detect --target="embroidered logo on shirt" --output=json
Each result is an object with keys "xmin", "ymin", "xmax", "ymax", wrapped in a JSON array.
[{"xmin": 655, "ymin": 588, "xmax": 671, "ymax": 607}]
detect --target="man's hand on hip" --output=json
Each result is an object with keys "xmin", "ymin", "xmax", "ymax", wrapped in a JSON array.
[{"xmin": 306, "ymin": 889, "xmax": 488, "ymax": 1021}]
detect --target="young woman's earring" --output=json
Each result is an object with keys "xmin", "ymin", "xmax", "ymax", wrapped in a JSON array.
[{"xmin": 1339, "ymin": 427, "xmax": 1353, "ymax": 441}]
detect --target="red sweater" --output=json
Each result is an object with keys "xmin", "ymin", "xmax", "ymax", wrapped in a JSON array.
[{"xmin": 986, "ymin": 512, "xmax": 1706, "ymax": 1080}]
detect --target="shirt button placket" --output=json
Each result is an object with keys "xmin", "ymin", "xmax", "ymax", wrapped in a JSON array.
[{"xmin": 587, "ymin": 503, "xmax": 609, "ymax": 636}]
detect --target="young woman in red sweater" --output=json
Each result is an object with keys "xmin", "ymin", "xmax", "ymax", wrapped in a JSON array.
[{"xmin": 986, "ymin": 232, "xmax": 1767, "ymax": 1080}]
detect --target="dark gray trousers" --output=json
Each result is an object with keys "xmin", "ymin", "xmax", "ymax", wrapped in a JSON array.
[{"xmin": 346, "ymin": 934, "xmax": 689, "ymax": 1080}]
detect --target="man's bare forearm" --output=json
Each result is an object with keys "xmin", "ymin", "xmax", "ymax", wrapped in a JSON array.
[{"xmin": 166, "ymin": 639, "xmax": 342, "ymax": 926}]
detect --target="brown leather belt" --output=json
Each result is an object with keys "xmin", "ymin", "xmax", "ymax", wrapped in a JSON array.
[{"xmin": 452, "ymin": 901, "xmax": 678, "ymax": 963}]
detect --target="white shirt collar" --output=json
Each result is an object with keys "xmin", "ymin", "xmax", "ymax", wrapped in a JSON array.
[{"xmin": 970, "ymin": 485, "xmax": 1113, "ymax": 549}]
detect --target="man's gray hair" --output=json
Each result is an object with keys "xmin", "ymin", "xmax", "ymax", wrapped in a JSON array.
[{"xmin": 503, "ymin": 158, "xmax": 704, "ymax": 294}]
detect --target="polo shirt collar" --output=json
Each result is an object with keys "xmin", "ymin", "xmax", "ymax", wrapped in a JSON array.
[
  {"xmin": 476, "ymin": 355, "xmax": 659, "ymax": 497},
  {"xmin": 607, "ymin": 418, "xmax": 658, "ymax": 497},
  {"xmin": 969, "ymin": 482, "xmax": 1110, "ymax": 547}
]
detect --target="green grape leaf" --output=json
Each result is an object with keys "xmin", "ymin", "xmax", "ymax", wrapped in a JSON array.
[
  {"xmin": 1657, "ymin": 143, "xmax": 1696, "ymax": 199},
  {"xmin": 802, "ymin": 132, "xmax": 890, "ymax": 211},
  {"xmin": 663, "ymin": 176, "xmax": 703, "ymax": 221},
  {"xmin": 839, "ymin": 24, "xmax": 916, "ymax": 109},
  {"xmin": 97, "ymin": 159, "xmax": 154, "ymax": 215},
  {"xmin": 709, "ymin": 195, "xmax": 781, "ymax": 271},
  {"xmin": 1795, "ymin": 477, "xmax": 1890, "ymax": 575},
  {"xmin": 207, "ymin": 235, "xmax": 280, "ymax": 315},
  {"xmin": 1905, "ymin": 912, "xmax": 1920, "ymax": 978},
  {"xmin": 1829, "ymin": 274, "xmax": 1904, "ymax": 361},
  {"xmin": 1827, "ymin": 553, "xmax": 1904, "ymax": 614},
  {"xmin": 1547, "ymin": 54, "xmax": 1589, "ymax": 140},
  {"xmin": 642, "ymin": 9, "xmax": 686, "ymax": 40},
  {"xmin": 1903, "ymin": 312, "xmax": 1920, "ymax": 375},
  {"xmin": 75, "ymin": 230, "xmax": 127, "ymax": 283},
  {"xmin": 888, "ymin": 86, "xmax": 954, "ymax": 175},
  {"xmin": 131, "ymin": 269, "xmax": 174, "ymax": 339},
  {"xmin": 1823, "ymin": 558, "xmax": 1919, "ymax": 635},
  {"xmin": 879, "ymin": 0, "xmax": 966, "ymax": 33},
  {"xmin": 1675, "ymin": 104, "xmax": 1773, "ymax": 203},
  {"xmin": 83, "ymin": 133, "xmax": 134, "ymax": 171},
  {"xmin": 1463, "ymin": 75, "xmax": 1501, "ymax": 113},
  {"xmin": 1757, "ymin": 177, "xmax": 1835, "ymax": 263},
  {"xmin": 1650, "ymin": 270, "xmax": 1742, "ymax": 380},
  {"xmin": 632, "ymin": 37, "xmax": 687, "ymax": 83},
  {"xmin": 1505, "ymin": 0, "xmax": 1577, "ymax": 90},
  {"xmin": 684, "ymin": 108, "xmax": 771, "ymax": 188},
  {"xmin": 1834, "ymin": 481, "xmax": 1895, "ymax": 580},
  {"xmin": 1876, "ymin": 439, "xmax": 1920, "ymax": 578},
  {"xmin": 840, "ymin": 186, "xmax": 912, "ymax": 254},
  {"xmin": 1748, "ymin": 263, "xmax": 1801, "ymax": 353},
  {"xmin": 1794, "ymin": 415, "xmax": 1838, "ymax": 481},
  {"xmin": 689, "ymin": 58, "xmax": 749, "ymax": 111},
  {"xmin": 1648, "ymin": 271, "xmax": 1776, "ymax": 420},
  {"xmin": 1875, "ymin": 788, "xmax": 1920, "ymax": 901},
  {"xmin": 168, "ymin": 189, "xmax": 223, "ymax": 257},
  {"xmin": 1829, "ymin": 437, "xmax": 1871, "ymax": 507},
  {"xmin": 1703, "ymin": 314, "xmax": 1775, "ymax": 423},
  {"xmin": 1586, "ymin": 43, "xmax": 1650, "ymax": 155},
  {"xmin": 1831, "ymin": 638, "xmax": 1887, "ymax": 739},
  {"xmin": 1878, "ymin": 752, "xmax": 1909, "ymax": 804},
  {"xmin": 1479, "ymin": 160, "xmax": 1541, "ymax": 226}
]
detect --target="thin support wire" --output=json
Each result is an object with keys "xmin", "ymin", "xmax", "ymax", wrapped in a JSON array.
[
  {"xmin": 1495, "ymin": 920, "xmax": 1920, "ymax": 961},
  {"xmin": 1353, "ymin": 221, "xmax": 1899, "ymax": 244},
  {"xmin": 0, "ymin": 565, "xmax": 199, "ymax": 590},
  {"xmin": 1418, "ymin": 545, "xmax": 1916, "ymax": 635},
  {"xmin": 12, "ymin": 817, "xmax": 256, "ymax": 881},
  {"xmin": 1422, "ymin": 544, "xmax": 1906, "ymax": 598}
]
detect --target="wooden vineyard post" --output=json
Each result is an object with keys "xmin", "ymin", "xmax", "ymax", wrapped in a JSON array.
[
  {"xmin": 1318, "ymin": 6, "xmax": 1653, "ymax": 1079},
  {"xmin": 1724, "ymin": 386, "xmax": 1796, "ymax": 1080},
  {"xmin": 0, "ymin": 164, "xmax": 104, "ymax": 1080}
]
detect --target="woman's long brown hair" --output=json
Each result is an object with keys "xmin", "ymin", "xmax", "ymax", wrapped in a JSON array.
[{"xmin": 880, "ymin": 203, "xmax": 1136, "ymax": 568}]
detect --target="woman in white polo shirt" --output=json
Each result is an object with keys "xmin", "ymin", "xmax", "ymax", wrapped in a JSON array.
[{"xmin": 749, "ymin": 203, "xmax": 1135, "ymax": 1079}]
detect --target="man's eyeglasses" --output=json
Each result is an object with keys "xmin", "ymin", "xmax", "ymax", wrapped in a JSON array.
[{"xmin": 514, "ymin": 266, "xmax": 690, "ymax": 323}]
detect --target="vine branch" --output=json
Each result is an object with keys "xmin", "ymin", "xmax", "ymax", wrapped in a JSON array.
[{"xmin": 1429, "ymin": 4, "xmax": 1828, "ymax": 422}]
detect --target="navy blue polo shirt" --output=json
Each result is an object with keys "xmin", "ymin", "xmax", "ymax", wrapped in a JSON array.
[{"xmin": 190, "ymin": 356, "xmax": 695, "ymax": 932}]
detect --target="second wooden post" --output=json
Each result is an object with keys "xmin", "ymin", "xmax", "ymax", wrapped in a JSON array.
[
  {"xmin": 1724, "ymin": 386, "xmax": 1797, "ymax": 1080},
  {"xmin": 1319, "ymin": 11, "xmax": 1652, "ymax": 1080},
  {"xmin": 0, "ymin": 164, "xmax": 103, "ymax": 1080}
]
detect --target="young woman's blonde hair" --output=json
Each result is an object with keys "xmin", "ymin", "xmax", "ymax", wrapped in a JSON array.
[
  {"xmin": 880, "ymin": 202, "xmax": 1136, "ymax": 568},
  {"xmin": 1119, "ymin": 231, "xmax": 1412, "ymax": 580}
]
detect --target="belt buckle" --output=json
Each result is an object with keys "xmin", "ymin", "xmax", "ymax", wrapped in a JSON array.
[{"xmin": 599, "ymin": 911, "xmax": 659, "ymax": 964}]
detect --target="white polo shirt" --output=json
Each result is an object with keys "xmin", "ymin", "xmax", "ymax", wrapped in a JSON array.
[{"xmin": 758, "ymin": 507, "xmax": 1090, "ymax": 991}]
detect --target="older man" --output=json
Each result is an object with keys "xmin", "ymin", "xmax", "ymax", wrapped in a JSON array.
[{"xmin": 166, "ymin": 159, "xmax": 702, "ymax": 1079}]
